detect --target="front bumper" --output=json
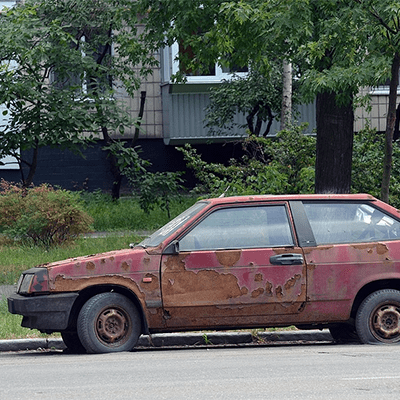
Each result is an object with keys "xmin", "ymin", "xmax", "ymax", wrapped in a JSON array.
[{"xmin": 8, "ymin": 292, "xmax": 79, "ymax": 332}]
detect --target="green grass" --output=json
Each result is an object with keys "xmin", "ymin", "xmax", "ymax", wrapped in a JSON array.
[
  {"xmin": 0, "ymin": 234, "xmax": 146, "ymax": 285},
  {"xmin": 0, "ymin": 193, "xmax": 199, "ymax": 339},
  {"xmin": 0, "ymin": 295, "xmax": 52, "ymax": 339},
  {"xmin": 81, "ymin": 192, "xmax": 198, "ymax": 231}
]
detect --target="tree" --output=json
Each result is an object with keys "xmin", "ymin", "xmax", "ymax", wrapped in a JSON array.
[
  {"xmin": 205, "ymin": 66, "xmax": 285, "ymax": 137},
  {"xmin": 350, "ymin": 0, "xmax": 400, "ymax": 202},
  {"xmin": 136, "ymin": 0, "xmax": 360, "ymax": 193},
  {"xmin": 0, "ymin": 0, "xmax": 156, "ymax": 192},
  {"xmin": 137, "ymin": 0, "xmax": 399, "ymax": 196}
]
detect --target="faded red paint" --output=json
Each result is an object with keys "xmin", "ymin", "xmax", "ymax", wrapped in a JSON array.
[{"xmin": 14, "ymin": 193, "xmax": 400, "ymax": 336}]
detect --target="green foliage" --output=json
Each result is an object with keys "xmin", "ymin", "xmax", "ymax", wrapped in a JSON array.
[
  {"xmin": 206, "ymin": 66, "xmax": 285, "ymax": 137},
  {"xmin": 0, "ymin": 0, "xmax": 157, "ymax": 186},
  {"xmin": 134, "ymin": 171, "xmax": 185, "ymax": 219},
  {"xmin": 0, "ymin": 180, "xmax": 93, "ymax": 248},
  {"xmin": 80, "ymin": 191, "xmax": 196, "ymax": 232},
  {"xmin": 103, "ymin": 142, "xmax": 186, "ymax": 218},
  {"xmin": 351, "ymin": 127, "xmax": 400, "ymax": 208},
  {"xmin": 179, "ymin": 124, "xmax": 315, "ymax": 197}
]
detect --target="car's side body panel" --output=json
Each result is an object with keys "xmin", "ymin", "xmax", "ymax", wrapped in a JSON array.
[{"xmin": 160, "ymin": 247, "xmax": 306, "ymax": 330}]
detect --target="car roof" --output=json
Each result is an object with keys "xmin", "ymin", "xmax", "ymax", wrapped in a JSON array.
[{"xmin": 203, "ymin": 193, "xmax": 378, "ymax": 206}]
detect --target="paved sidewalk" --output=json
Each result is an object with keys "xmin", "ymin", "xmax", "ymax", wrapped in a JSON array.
[{"xmin": 0, "ymin": 330, "xmax": 334, "ymax": 352}]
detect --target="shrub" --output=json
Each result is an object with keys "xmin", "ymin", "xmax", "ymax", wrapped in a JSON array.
[
  {"xmin": 178, "ymin": 124, "xmax": 316, "ymax": 197},
  {"xmin": 0, "ymin": 180, "xmax": 93, "ymax": 247}
]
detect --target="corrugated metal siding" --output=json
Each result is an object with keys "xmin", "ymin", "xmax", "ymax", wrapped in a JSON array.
[{"xmin": 162, "ymin": 85, "xmax": 316, "ymax": 144}]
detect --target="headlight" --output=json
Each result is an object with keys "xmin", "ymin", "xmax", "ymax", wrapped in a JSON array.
[{"xmin": 17, "ymin": 268, "xmax": 49, "ymax": 294}]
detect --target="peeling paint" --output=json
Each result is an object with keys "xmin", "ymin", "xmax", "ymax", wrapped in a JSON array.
[{"xmin": 86, "ymin": 262, "xmax": 95, "ymax": 271}]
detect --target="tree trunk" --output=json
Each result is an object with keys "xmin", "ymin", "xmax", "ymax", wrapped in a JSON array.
[
  {"xmin": 315, "ymin": 91, "xmax": 354, "ymax": 194},
  {"xmin": 380, "ymin": 51, "xmax": 400, "ymax": 203},
  {"xmin": 280, "ymin": 60, "xmax": 292, "ymax": 131},
  {"xmin": 22, "ymin": 139, "xmax": 39, "ymax": 188},
  {"xmin": 102, "ymin": 126, "xmax": 122, "ymax": 200}
]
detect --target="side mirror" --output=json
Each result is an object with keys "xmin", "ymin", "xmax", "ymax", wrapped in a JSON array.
[{"xmin": 163, "ymin": 240, "xmax": 179, "ymax": 255}]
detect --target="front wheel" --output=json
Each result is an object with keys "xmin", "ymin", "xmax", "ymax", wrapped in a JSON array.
[
  {"xmin": 77, "ymin": 292, "xmax": 141, "ymax": 354},
  {"xmin": 356, "ymin": 289, "xmax": 400, "ymax": 344}
]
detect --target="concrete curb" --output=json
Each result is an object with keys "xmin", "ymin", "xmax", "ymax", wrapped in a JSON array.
[{"xmin": 0, "ymin": 330, "xmax": 334, "ymax": 353}]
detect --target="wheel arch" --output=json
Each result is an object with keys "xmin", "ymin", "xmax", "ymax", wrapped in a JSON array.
[
  {"xmin": 65, "ymin": 284, "xmax": 149, "ymax": 335},
  {"xmin": 350, "ymin": 279, "xmax": 400, "ymax": 319}
]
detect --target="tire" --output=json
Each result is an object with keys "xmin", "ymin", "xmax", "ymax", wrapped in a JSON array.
[
  {"xmin": 329, "ymin": 324, "xmax": 360, "ymax": 343},
  {"xmin": 356, "ymin": 289, "xmax": 400, "ymax": 344},
  {"xmin": 77, "ymin": 292, "xmax": 141, "ymax": 354},
  {"xmin": 61, "ymin": 331, "xmax": 87, "ymax": 354}
]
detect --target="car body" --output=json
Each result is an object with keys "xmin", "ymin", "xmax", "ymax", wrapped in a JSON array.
[{"xmin": 8, "ymin": 193, "xmax": 400, "ymax": 353}]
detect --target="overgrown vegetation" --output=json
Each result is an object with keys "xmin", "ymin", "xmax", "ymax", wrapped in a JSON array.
[
  {"xmin": 179, "ymin": 124, "xmax": 316, "ymax": 198},
  {"xmin": 80, "ymin": 190, "xmax": 195, "ymax": 231},
  {"xmin": 352, "ymin": 127, "xmax": 400, "ymax": 208},
  {"xmin": 0, "ymin": 181, "xmax": 93, "ymax": 248}
]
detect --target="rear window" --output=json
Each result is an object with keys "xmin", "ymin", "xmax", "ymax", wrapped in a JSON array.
[{"xmin": 303, "ymin": 202, "xmax": 400, "ymax": 244}]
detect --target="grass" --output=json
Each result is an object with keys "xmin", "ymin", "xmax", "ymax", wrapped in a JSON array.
[
  {"xmin": 0, "ymin": 295, "xmax": 56, "ymax": 340},
  {"xmin": 0, "ymin": 193, "xmax": 197, "ymax": 339},
  {"xmin": 81, "ymin": 192, "xmax": 198, "ymax": 231},
  {"xmin": 0, "ymin": 234, "xmax": 146, "ymax": 285}
]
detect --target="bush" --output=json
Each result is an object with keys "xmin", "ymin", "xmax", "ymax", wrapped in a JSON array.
[
  {"xmin": 0, "ymin": 180, "xmax": 93, "ymax": 247},
  {"xmin": 178, "ymin": 124, "xmax": 316, "ymax": 197},
  {"xmin": 351, "ymin": 127, "xmax": 400, "ymax": 208}
]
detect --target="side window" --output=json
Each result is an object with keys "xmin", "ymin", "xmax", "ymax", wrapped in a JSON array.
[
  {"xmin": 179, "ymin": 205, "xmax": 294, "ymax": 251},
  {"xmin": 303, "ymin": 202, "xmax": 400, "ymax": 245}
]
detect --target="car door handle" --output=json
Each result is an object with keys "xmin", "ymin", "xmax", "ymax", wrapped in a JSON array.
[{"xmin": 269, "ymin": 254, "xmax": 304, "ymax": 265}]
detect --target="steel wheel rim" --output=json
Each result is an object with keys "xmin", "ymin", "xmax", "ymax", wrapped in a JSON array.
[
  {"xmin": 370, "ymin": 302, "xmax": 400, "ymax": 343},
  {"xmin": 95, "ymin": 306, "xmax": 132, "ymax": 347}
]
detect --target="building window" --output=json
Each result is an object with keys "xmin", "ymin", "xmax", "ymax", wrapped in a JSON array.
[{"xmin": 171, "ymin": 42, "xmax": 248, "ymax": 83}]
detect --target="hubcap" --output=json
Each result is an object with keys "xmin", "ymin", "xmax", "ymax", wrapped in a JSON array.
[
  {"xmin": 371, "ymin": 304, "xmax": 400, "ymax": 342},
  {"xmin": 96, "ymin": 307, "xmax": 131, "ymax": 346}
]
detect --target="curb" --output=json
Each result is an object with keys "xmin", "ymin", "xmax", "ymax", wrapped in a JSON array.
[{"xmin": 0, "ymin": 330, "xmax": 334, "ymax": 353}]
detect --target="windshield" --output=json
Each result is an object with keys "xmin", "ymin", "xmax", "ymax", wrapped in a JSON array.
[{"xmin": 139, "ymin": 201, "xmax": 209, "ymax": 247}]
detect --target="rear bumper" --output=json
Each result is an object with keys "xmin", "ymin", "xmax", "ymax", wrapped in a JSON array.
[{"xmin": 8, "ymin": 292, "xmax": 79, "ymax": 332}]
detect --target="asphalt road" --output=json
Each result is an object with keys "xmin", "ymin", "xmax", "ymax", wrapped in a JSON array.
[{"xmin": 1, "ymin": 343, "xmax": 399, "ymax": 400}]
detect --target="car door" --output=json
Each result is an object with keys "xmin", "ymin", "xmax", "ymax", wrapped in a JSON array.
[
  {"xmin": 160, "ymin": 203, "xmax": 307, "ymax": 330},
  {"xmin": 292, "ymin": 200, "xmax": 400, "ymax": 323}
]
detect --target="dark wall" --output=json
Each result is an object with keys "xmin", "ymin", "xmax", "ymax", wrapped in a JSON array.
[{"xmin": 0, "ymin": 139, "xmax": 244, "ymax": 192}]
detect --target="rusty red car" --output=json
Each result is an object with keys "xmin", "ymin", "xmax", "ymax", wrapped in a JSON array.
[{"xmin": 7, "ymin": 193, "xmax": 400, "ymax": 353}]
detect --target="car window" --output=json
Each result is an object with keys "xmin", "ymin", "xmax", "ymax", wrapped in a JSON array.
[
  {"xmin": 139, "ymin": 201, "xmax": 209, "ymax": 247},
  {"xmin": 303, "ymin": 202, "xmax": 400, "ymax": 245},
  {"xmin": 179, "ymin": 205, "xmax": 294, "ymax": 251}
]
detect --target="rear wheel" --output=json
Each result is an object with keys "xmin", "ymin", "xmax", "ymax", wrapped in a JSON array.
[
  {"xmin": 77, "ymin": 292, "xmax": 141, "ymax": 354},
  {"xmin": 356, "ymin": 289, "xmax": 400, "ymax": 344}
]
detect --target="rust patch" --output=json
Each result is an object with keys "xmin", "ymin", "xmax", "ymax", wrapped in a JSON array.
[
  {"xmin": 101, "ymin": 259, "xmax": 106, "ymax": 264},
  {"xmin": 307, "ymin": 263, "xmax": 316, "ymax": 271},
  {"xmin": 251, "ymin": 288, "xmax": 264, "ymax": 298},
  {"xmin": 163, "ymin": 254, "xmax": 245, "ymax": 303},
  {"xmin": 86, "ymin": 262, "xmax": 95, "ymax": 271},
  {"xmin": 351, "ymin": 242, "xmax": 389, "ymax": 255},
  {"xmin": 121, "ymin": 261, "xmax": 130, "ymax": 272},
  {"xmin": 139, "ymin": 273, "xmax": 160, "ymax": 292},
  {"xmin": 284, "ymin": 274, "xmax": 301, "ymax": 290},
  {"xmin": 276, "ymin": 286, "xmax": 283, "ymax": 299},
  {"xmin": 265, "ymin": 281, "xmax": 273, "ymax": 296},
  {"xmin": 241, "ymin": 287, "xmax": 249, "ymax": 295},
  {"xmin": 254, "ymin": 273, "xmax": 263, "ymax": 282},
  {"xmin": 215, "ymin": 250, "xmax": 241, "ymax": 267}
]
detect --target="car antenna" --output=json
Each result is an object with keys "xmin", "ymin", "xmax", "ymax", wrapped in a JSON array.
[{"xmin": 219, "ymin": 186, "xmax": 230, "ymax": 198}]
